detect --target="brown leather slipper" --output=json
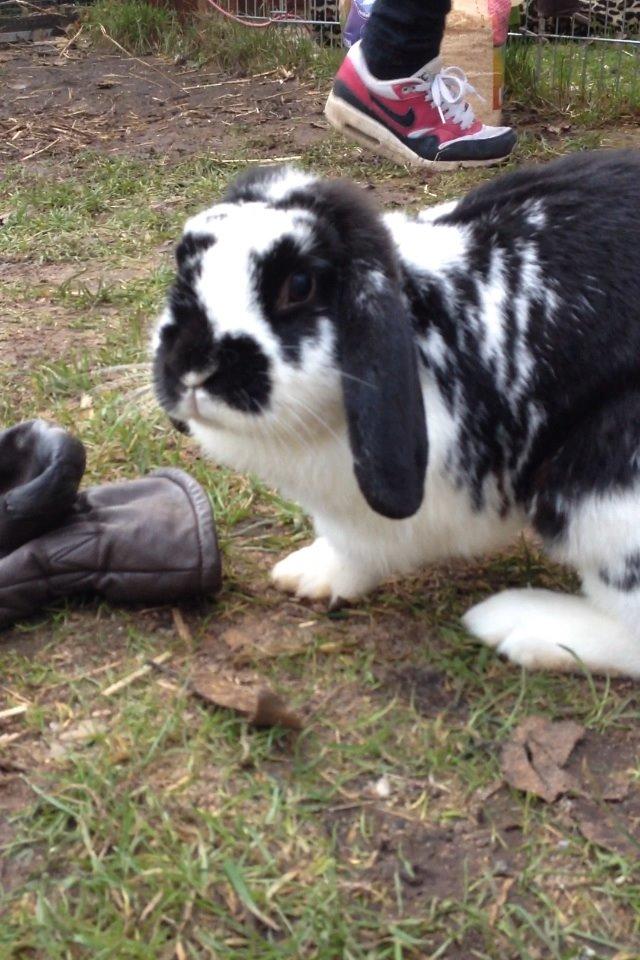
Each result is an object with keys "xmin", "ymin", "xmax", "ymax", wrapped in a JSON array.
[{"xmin": 1, "ymin": 424, "xmax": 221, "ymax": 628}]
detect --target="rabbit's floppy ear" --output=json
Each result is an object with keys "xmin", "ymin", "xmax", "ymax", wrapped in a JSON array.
[
  {"xmin": 312, "ymin": 182, "xmax": 427, "ymax": 520},
  {"xmin": 339, "ymin": 262, "xmax": 427, "ymax": 520}
]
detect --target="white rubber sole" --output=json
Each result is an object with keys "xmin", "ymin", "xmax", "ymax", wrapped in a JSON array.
[{"xmin": 324, "ymin": 91, "xmax": 511, "ymax": 171}]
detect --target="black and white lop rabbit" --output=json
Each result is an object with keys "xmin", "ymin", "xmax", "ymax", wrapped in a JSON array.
[{"xmin": 153, "ymin": 150, "xmax": 640, "ymax": 678}]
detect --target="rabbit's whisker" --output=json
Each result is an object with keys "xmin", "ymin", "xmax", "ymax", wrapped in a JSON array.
[
  {"xmin": 122, "ymin": 385, "xmax": 154, "ymax": 401},
  {"xmin": 92, "ymin": 378, "xmax": 152, "ymax": 395},
  {"xmin": 248, "ymin": 392, "xmax": 312, "ymax": 455},
  {"xmin": 275, "ymin": 403, "xmax": 318, "ymax": 456},
  {"xmin": 283, "ymin": 394, "xmax": 343, "ymax": 446},
  {"xmin": 97, "ymin": 363, "xmax": 151, "ymax": 375},
  {"xmin": 339, "ymin": 371, "xmax": 375, "ymax": 390}
]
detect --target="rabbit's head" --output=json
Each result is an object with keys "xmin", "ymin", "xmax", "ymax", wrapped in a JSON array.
[{"xmin": 153, "ymin": 166, "xmax": 426, "ymax": 519}]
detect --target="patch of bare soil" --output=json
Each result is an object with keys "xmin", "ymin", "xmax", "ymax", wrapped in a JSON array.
[
  {"xmin": 600, "ymin": 128, "xmax": 640, "ymax": 149},
  {"xmin": 0, "ymin": 255, "xmax": 166, "ymax": 368},
  {"xmin": 325, "ymin": 722, "xmax": 640, "ymax": 931},
  {"xmin": 379, "ymin": 664, "xmax": 466, "ymax": 717},
  {"xmin": 328, "ymin": 790, "xmax": 525, "ymax": 908},
  {"xmin": 1, "ymin": 603, "xmax": 178, "ymax": 662},
  {"xmin": 0, "ymin": 258, "xmax": 157, "ymax": 287},
  {"xmin": 0, "ymin": 300, "xmax": 109, "ymax": 369},
  {"xmin": 0, "ymin": 38, "xmax": 329, "ymax": 166}
]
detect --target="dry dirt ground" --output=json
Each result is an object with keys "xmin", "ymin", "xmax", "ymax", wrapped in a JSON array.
[
  {"xmin": 1, "ymin": 34, "xmax": 640, "ymax": 959},
  {"xmin": 0, "ymin": 41, "xmax": 328, "ymax": 162}
]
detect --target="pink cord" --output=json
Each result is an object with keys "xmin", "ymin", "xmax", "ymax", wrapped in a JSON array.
[{"xmin": 203, "ymin": 0, "xmax": 301, "ymax": 28}]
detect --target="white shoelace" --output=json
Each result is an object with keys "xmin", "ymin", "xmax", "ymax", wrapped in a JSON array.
[{"xmin": 415, "ymin": 66, "xmax": 481, "ymax": 130}]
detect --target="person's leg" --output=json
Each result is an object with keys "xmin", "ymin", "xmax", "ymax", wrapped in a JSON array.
[
  {"xmin": 324, "ymin": 0, "xmax": 516, "ymax": 168},
  {"xmin": 362, "ymin": 0, "xmax": 451, "ymax": 80}
]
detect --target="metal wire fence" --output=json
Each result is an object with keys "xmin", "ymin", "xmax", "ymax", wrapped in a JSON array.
[
  {"xmin": 509, "ymin": 0, "xmax": 640, "ymax": 108},
  {"xmin": 208, "ymin": 0, "xmax": 340, "ymax": 43},
  {"xmin": 212, "ymin": 0, "xmax": 640, "ymax": 109}
]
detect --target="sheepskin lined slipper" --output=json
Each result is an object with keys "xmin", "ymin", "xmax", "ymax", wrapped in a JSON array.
[{"xmin": 0, "ymin": 422, "xmax": 221, "ymax": 629}]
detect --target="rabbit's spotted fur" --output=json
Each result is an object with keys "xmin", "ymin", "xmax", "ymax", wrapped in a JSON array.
[{"xmin": 154, "ymin": 150, "xmax": 640, "ymax": 677}]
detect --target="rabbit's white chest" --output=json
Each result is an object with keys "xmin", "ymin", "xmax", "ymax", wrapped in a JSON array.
[{"xmin": 192, "ymin": 379, "xmax": 523, "ymax": 586}]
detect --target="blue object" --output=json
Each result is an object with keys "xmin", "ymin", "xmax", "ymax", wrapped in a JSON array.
[{"xmin": 343, "ymin": 0, "xmax": 376, "ymax": 48}]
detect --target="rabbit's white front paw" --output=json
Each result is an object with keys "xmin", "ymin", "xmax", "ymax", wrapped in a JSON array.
[{"xmin": 271, "ymin": 537, "xmax": 374, "ymax": 602}]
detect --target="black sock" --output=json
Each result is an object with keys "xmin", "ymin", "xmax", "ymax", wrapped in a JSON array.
[{"xmin": 361, "ymin": 0, "xmax": 452, "ymax": 80}]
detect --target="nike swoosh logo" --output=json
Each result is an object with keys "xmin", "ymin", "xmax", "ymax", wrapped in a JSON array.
[{"xmin": 370, "ymin": 96, "xmax": 415, "ymax": 128}]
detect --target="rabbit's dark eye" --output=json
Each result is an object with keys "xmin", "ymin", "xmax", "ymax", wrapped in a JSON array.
[
  {"xmin": 278, "ymin": 271, "xmax": 316, "ymax": 309},
  {"xmin": 290, "ymin": 272, "xmax": 313, "ymax": 301},
  {"xmin": 161, "ymin": 324, "xmax": 178, "ymax": 345}
]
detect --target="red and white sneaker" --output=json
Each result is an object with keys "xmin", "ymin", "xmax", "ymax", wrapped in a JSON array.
[{"xmin": 325, "ymin": 41, "xmax": 516, "ymax": 169}]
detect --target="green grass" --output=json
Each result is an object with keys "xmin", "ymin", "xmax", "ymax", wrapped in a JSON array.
[
  {"xmin": 506, "ymin": 37, "xmax": 640, "ymax": 121},
  {"xmin": 1, "ymin": 79, "xmax": 640, "ymax": 960},
  {"xmin": 85, "ymin": 0, "xmax": 343, "ymax": 81},
  {"xmin": 84, "ymin": 0, "xmax": 186, "ymax": 57}
]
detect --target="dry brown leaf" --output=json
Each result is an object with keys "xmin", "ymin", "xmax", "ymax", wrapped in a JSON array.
[
  {"xmin": 601, "ymin": 773, "xmax": 631, "ymax": 803},
  {"xmin": 501, "ymin": 716, "xmax": 584, "ymax": 803},
  {"xmin": 574, "ymin": 798, "xmax": 639, "ymax": 859},
  {"xmin": 190, "ymin": 670, "xmax": 303, "ymax": 730},
  {"xmin": 108, "ymin": 733, "xmax": 132, "ymax": 765}
]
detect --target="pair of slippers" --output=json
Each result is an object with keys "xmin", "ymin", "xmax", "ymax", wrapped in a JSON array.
[{"xmin": 0, "ymin": 420, "xmax": 221, "ymax": 630}]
